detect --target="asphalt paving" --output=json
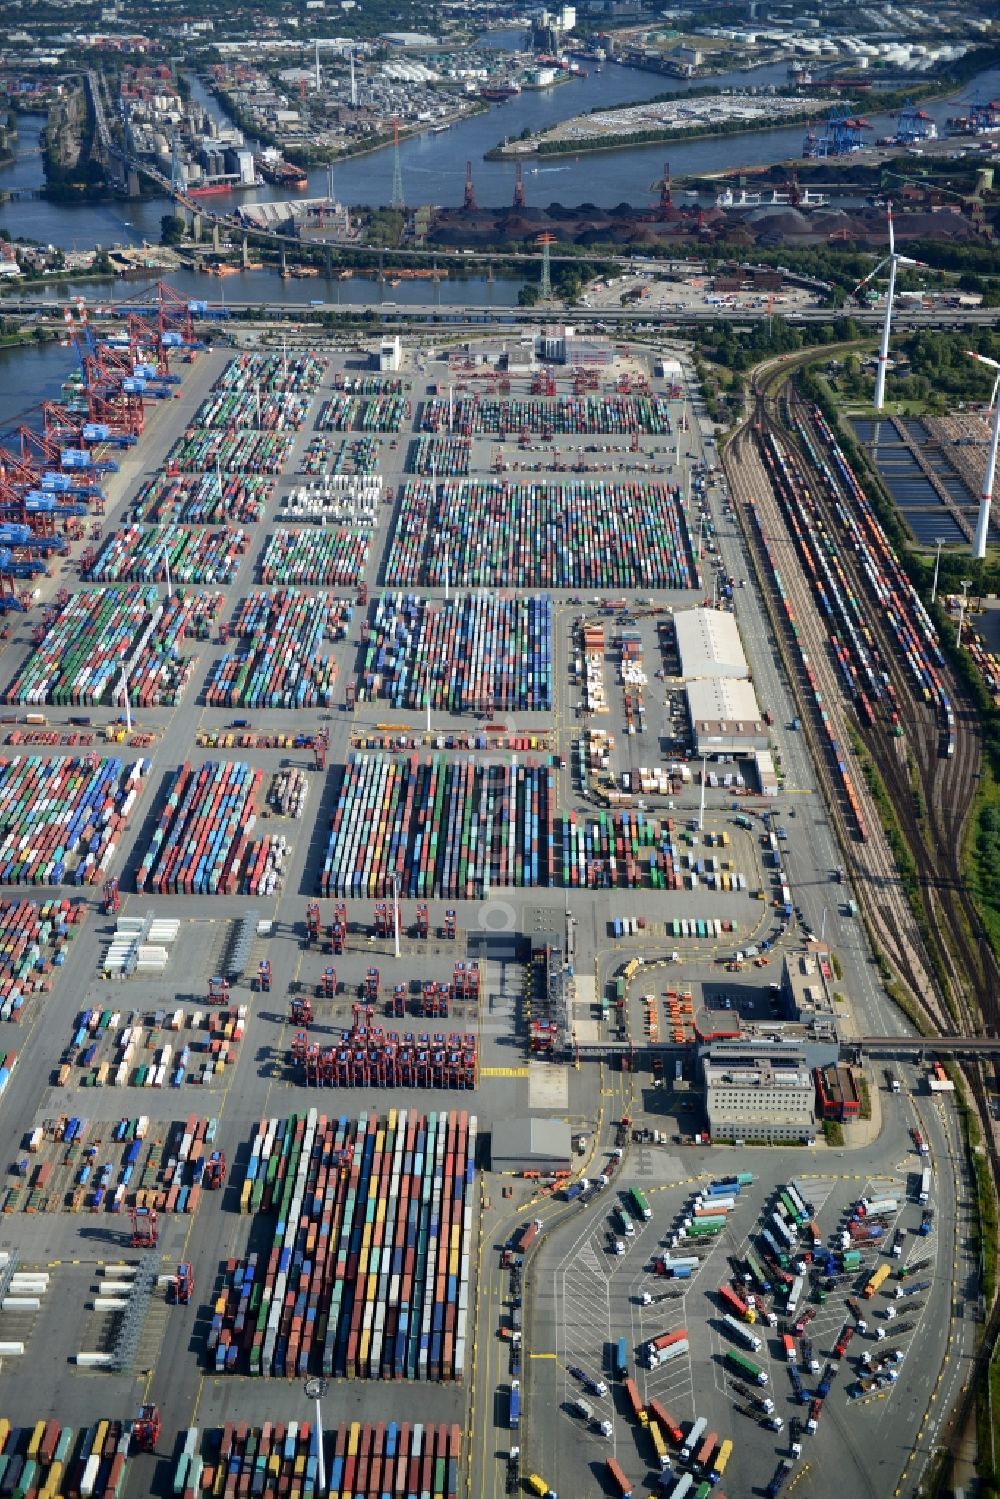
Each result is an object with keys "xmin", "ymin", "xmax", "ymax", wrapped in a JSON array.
[{"xmin": 0, "ymin": 327, "xmax": 974, "ymax": 1499}]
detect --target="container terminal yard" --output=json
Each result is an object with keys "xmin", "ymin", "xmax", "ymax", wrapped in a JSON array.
[{"xmin": 0, "ymin": 297, "xmax": 988, "ymax": 1499}]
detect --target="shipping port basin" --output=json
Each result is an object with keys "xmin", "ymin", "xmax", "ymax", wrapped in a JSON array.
[{"xmin": 0, "ymin": 328, "xmax": 971, "ymax": 1499}]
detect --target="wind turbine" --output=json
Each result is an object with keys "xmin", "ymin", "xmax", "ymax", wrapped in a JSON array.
[
  {"xmin": 854, "ymin": 202, "xmax": 923, "ymax": 411},
  {"xmin": 967, "ymin": 350, "xmax": 1000, "ymax": 560}
]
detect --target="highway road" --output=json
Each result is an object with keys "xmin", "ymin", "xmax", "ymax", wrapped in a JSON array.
[{"xmin": 3, "ymin": 293, "xmax": 998, "ymax": 333}]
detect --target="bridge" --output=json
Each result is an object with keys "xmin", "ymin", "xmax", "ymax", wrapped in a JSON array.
[{"xmin": 855, "ymin": 1035, "xmax": 1000, "ymax": 1056}]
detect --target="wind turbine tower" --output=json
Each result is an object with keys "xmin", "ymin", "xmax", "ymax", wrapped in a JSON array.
[
  {"xmin": 853, "ymin": 201, "xmax": 923, "ymax": 411},
  {"xmin": 967, "ymin": 350, "xmax": 1000, "ymax": 560},
  {"xmin": 350, "ymin": 50, "xmax": 357, "ymax": 107},
  {"xmin": 315, "ymin": 39, "xmax": 321, "ymax": 91}
]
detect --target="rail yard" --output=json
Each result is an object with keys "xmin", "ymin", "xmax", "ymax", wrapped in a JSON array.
[{"xmin": 0, "ymin": 297, "xmax": 990, "ymax": 1499}]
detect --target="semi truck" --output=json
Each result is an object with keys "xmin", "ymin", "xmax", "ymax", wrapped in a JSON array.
[
  {"xmin": 721, "ymin": 1313, "xmax": 762, "ymax": 1352},
  {"xmin": 681, "ymin": 1417, "xmax": 707, "ymax": 1463},
  {"xmin": 606, "ymin": 1457, "xmax": 633, "ymax": 1498},
  {"xmin": 864, "ymin": 1263, "xmax": 892, "ymax": 1299},
  {"xmin": 725, "ymin": 1350, "xmax": 768, "ymax": 1385},
  {"xmin": 648, "ymin": 1399, "xmax": 684, "ymax": 1447},
  {"xmin": 718, "ymin": 1284, "xmax": 755, "ymax": 1322},
  {"xmin": 624, "ymin": 1377, "xmax": 648, "ymax": 1426},
  {"xmin": 919, "ymin": 1168, "xmax": 931, "ymax": 1205},
  {"xmin": 858, "ymin": 1197, "xmax": 898, "ymax": 1217},
  {"xmin": 647, "ymin": 1335, "xmax": 690, "ymax": 1370},
  {"xmin": 630, "ymin": 1187, "xmax": 653, "ymax": 1222}
]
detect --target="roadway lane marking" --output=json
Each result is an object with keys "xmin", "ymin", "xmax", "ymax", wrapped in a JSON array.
[{"xmin": 481, "ymin": 1066, "xmax": 531, "ymax": 1078}]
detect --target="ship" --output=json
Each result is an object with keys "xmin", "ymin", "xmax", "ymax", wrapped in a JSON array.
[
  {"xmin": 253, "ymin": 152, "xmax": 309, "ymax": 189},
  {"xmin": 188, "ymin": 181, "xmax": 237, "ymax": 198},
  {"xmin": 481, "ymin": 83, "xmax": 522, "ymax": 101}
]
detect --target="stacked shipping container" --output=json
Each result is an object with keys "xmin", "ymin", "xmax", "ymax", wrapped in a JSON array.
[{"xmin": 212, "ymin": 1109, "xmax": 475, "ymax": 1380}]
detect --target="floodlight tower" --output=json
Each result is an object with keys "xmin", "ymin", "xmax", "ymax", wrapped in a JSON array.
[
  {"xmin": 853, "ymin": 202, "xmax": 923, "ymax": 411},
  {"xmin": 966, "ymin": 350, "xmax": 1000, "ymax": 561}
]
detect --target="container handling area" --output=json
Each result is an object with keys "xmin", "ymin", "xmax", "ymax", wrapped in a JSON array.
[{"xmin": 0, "ymin": 309, "xmax": 966, "ymax": 1499}]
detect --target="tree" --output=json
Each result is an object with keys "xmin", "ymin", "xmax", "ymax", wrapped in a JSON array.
[
  {"xmin": 161, "ymin": 214, "xmax": 185, "ymax": 246},
  {"xmin": 518, "ymin": 283, "xmax": 539, "ymax": 308}
]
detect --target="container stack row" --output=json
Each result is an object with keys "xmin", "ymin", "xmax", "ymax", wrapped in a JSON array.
[
  {"xmin": 281, "ymin": 474, "xmax": 381, "ymax": 526},
  {"xmin": 213, "ymin": 1109, "xmax": 475, "ymax": 1381},
  {"xmin": 175, "ymin": 1420, "xmax": 460, "ymax": 1499},
  {"xmin": 409, "ymin": 436, "xmax": 470, "ymax": 477},
  {"xmin": 359, "ymin": 592, "xmax": 552, "ymax": 712},
  {"xmin": 385, "ymin": 479, "xmax": 698, "ymax": 589},
  {"xmin": 0, "ymin": 1416, "xmax": 134, "ymax": 1499},
  {"xmin": 0, "ymin": 757, "xmax": 149, "ymax": 887},
  {"xmin": 320, "ymin": 754, "xmax": 555, "ymax": 898},
  {"xmin": 0, "ymin": 898, "xmax": 85, "ymax": 1022},
  {"xmin": 84, "ymin": 526, "xmax": 249, "ymax": 585},
  {"xmin": 136, "ymin": 761, "xmax": 263, "ymax": 895},
  {"xmin": 131, "ymin": 473, "xmax": 272, "ymax": 525},
  {"xmin": 213, "ymin": 351, "xmax": 328, "ymax": 394},
  {"xmin": 164, "ymin": 430, "xmax": 293, "ymax": 475},
  {"xmin": 191, "ymin": 390, "xmax": 312, "ymax": 432},
  {"xmin": 317, "ymin": 394, "xmax": 407, "ymax": 433},
  {"xmin": 204, "ymin": 592, "xmax": 345, "ymax": 708},
  {"xmin": 420, "ymin": 393, "xmax": 673, "ymax": 436},
  {"xmin": 259, "ymin": 528, "xmax": 371, "ymax": 586},
  {"xmin": 6, "ymin": 588, "xmax": 222, "ymax": 707}
]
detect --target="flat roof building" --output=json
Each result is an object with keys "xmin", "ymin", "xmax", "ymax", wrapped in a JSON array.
[
  {"xmin": 686, "ymin": 677, "xmax": 768, "ymax": 758},
  {"xmin": 703, "ymin": 1048, "xmax": 816, "ymax": 1143},
  {"xmin": 814, "ymin": 1063, "xmax": 861, "ymax": 1121},
  {"xmin": 675, "ymin": 607, "xmax": 748, "ymax": 680},
  {"xmin": 491, "ymin": 1117, "xmax": 572, "ymax": 1173},
  {"xmin": 782, "ymin": 950, "xmax": 837, "ymax": 1023}
]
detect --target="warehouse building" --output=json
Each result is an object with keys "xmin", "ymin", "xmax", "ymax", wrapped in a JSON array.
[
  {"xmin": 703, "ymin": 1047, "xmax": 816, "ymax": 1143},
  {"xmin": 686, "ymin": 677, "xmax": 768, "ymax": 758},
  {"xmin": 491, "ymin": 1117, "xmax": 572, "ymax": 1173},
  {"xmin": 675, "ymin": 607, "xmax": 748, "ymax": 681}
]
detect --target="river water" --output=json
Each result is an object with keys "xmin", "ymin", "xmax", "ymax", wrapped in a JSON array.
[{"xmin": 12, "ymin": 52, "xmax": 1000, "ymax": 247}]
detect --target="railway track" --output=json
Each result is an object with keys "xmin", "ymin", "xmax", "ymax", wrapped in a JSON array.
[{"xmin": 724, "ymin": 348, "xmax": 1000, "ymax": 1489}]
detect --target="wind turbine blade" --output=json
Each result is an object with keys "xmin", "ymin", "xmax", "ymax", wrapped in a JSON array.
[
  {"xmin": 967, "ymin": 351, "xmax": 1000, "ymax": 372},
  {"xmin": 887, "ymin": 202, "xmax": 895, "ymax": 256},
  {"xmin": 853, "ymin": 258, "xmax": 888, "ymax": 294}
]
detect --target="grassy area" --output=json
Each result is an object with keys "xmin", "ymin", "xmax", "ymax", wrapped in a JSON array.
[
  {"xmin": 823, "ymin": 1120, "xmax": 844, "ymax": 1147},
  {"xmin": 966, "ymin": 761, "xmax": 1000, "ymax": 958},
  {"xmin": 857, "ymin": 1076, "xmax": 871, "ymax": 1122}
]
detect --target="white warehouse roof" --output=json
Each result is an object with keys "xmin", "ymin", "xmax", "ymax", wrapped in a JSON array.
[{"xmin": 675, "ymin": 607, "xmax": 748, "ymax": 680}]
